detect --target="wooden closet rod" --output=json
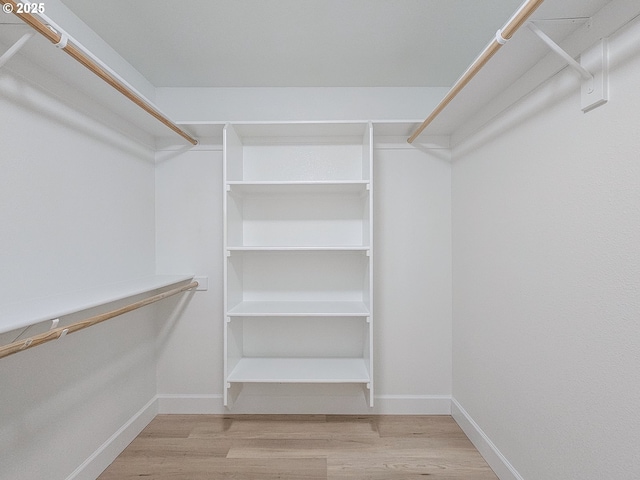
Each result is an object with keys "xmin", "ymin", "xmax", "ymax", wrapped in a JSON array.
[
  {"xmin": 0, "ymin": 280, "xmax": 198, "ymax": 360},
  {"xmin": 407, "ymin": 0, "xmax": 545, "ymax": 144},
  {"xmin": 0, "ymin": 0, "xmax": 198, "ymax": 145}
]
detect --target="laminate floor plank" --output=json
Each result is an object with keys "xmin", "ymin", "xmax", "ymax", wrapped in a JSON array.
[
  {"xmin": 375, "ymin": 415, "xmax": 468, "ymax": 438},
  {"xmin": 137, "ymin": 414, "xmax": 232, "ymax": 438},
  {"xmin": 97, "ymin": 415, "xmax": 498, "ymax": 480},
  {"xmin": 190, "ymin": 418, "xmax": 378, "ymax": 440},
  {"xmin": 228, "ymin": 442, "xmax": 484, "ymax": 460},
  {"xmin": 327, "ymin": 456, "xmax": 499, "ymax": 479},
  {"xmin": 98, "ymin": 457, "xmax": 327, "ymax": 480},
  {"xmin": 118, "ymin": 437, "xmax": 230, "ymax": 458}
]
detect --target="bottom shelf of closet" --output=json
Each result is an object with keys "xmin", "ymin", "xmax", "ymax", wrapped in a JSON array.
[{"xmin": 226, "ymin": 357, "xmax": 371, "ymax": 383}]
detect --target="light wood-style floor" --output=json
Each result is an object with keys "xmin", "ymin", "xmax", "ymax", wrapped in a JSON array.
[{"xmin": 98, "ymin": 415, "xmax": 498, "ymax": 479}]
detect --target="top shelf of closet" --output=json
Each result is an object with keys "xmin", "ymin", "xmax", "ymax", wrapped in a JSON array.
[
  {"xmin": 229, "ymin": 122, "xmax": 369, "ymax": 139},
  {"xmin": 227, "ymin": 181, "xmax": 370, "ymax": 195},
  {"xmin": 224, "ymin": 122, "xmax": 372, "ymax": 182}
]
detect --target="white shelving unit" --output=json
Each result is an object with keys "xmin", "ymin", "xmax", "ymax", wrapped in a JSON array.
[{"xmin": 223, "ymin": 122, "xmax": 374, "ymax": 407}]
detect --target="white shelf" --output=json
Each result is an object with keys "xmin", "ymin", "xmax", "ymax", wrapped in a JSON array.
[
  {"xmin": 227, "ymin": 181, "xmax": 369, "ymax": 195},
  {"xmin": 227, "ymin": 247, "xmax": 370, "ymax": 253},
  {"xmin": 0, "ymin": 275, "xmax": 194, "ymax": 336},
  {"xmin": 227, "ymin": 357, "xmax": 371, "ymax": 383},
  {"xmin": 0, "ymin": 27, "xmax": 193, "ymax": 145},
  {"xmin": 227, "ymin": 301, "xmax": 370, "ymax": 317},
  {"xmin": 230, "ymin": 122, "xmax": 369, "ymax": 140},
  {"xmin": 227, "ymin": 183, "xmax": 370, "ymax": 247}
]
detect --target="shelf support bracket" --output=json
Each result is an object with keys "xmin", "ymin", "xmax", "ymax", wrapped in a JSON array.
[
  {"xmin": 527, "ymin": 22, "xmax": 608, "ymax": 112},
  {"xmin": 0, "ymin": 31, "xmax": 34, "ymax": 69}
]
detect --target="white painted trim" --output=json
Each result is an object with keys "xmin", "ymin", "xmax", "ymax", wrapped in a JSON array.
[
  {"xmin": 374, "ymin": 395, "xmax": 451, "ymax": 414},
  {"xmin": 374, "ymin": 135, "xmax": 450, "ymax": 150},
  {"xmin": 155, "ymin": 141, "xmax": 223, "ymax": 152},
  {"xmin": 157, "ymin": 394, "xmax": 227, "ymax": 414},
  {"xmin": 66, "ymin": 396, "xmax": 158, "ymax": 480},
  {"xmin": 451, "ymin": 398, "xmax": 524, "ymax": 480},
  {"xmin": 157, "ymin": 393, "xmax": 450, "ymax": 415}
]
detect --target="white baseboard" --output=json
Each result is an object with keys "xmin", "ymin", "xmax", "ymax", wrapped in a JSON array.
[
  {"xmin": 66, "ymin": 396, "xmax": 158, "ymax": 480},
  {"xmin": 451, "ymin": 398, "xmax": 524, "ymax": 480},
  {"xmin": 374, "ymin": 395, "xmax": 451, "ymax": 414},
  {"xmin": 157, "ymin": 391, "xmax": 451, "ymax": 415},
  {"xmin": 157, "ymin": 394, "xmax": 226, "ymax": 414}
]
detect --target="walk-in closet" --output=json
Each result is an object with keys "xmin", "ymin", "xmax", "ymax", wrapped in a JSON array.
[{"xmin": 1, "ymin": 0, "xmax": 639, "ymax": 478}]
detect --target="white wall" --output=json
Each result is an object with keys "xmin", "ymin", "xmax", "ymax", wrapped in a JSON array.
[
  {"xmin": 451, "ymin": 14, "xmax": 640, "ymax": 480},
  {"xmin": 0, "ymin": 58, "xmax": 159, "ymax": 479},
  {"xmin": 155, "ymin": 147, "xmax": 225, "ymax": 410},
  {"xmin": 374, "ymin": 144, "xmax": 452, "ymax": 411},
  {"xmin": 0, "ymin": 77, "xmax": 155, "ymax": 304},
  {"xmin": 156, "ymin": 86, "xmax": 448, "ymax": 123}
]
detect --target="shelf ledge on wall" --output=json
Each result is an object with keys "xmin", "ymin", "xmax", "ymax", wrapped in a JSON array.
[{"xmin": 0, "ymin": 274, "xmax": 195, "ymax": 340}]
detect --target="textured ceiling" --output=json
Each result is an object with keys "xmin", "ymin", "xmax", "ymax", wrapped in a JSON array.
[{"xmin": 59, "ymin": 0, "xmax": 525, "ymax": 88}]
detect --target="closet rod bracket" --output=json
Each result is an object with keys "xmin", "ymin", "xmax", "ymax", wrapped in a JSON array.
[
  {"xmin": 527, "ymin": 22, "xmax": 608, "ymax": 112},
  {"xmin": 0, "ymin": 31, "xmax": 34, "ymax": 69},
  {"xmin": 495, "ymin": 29, "xmax": 509, "ymax": 45}
]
